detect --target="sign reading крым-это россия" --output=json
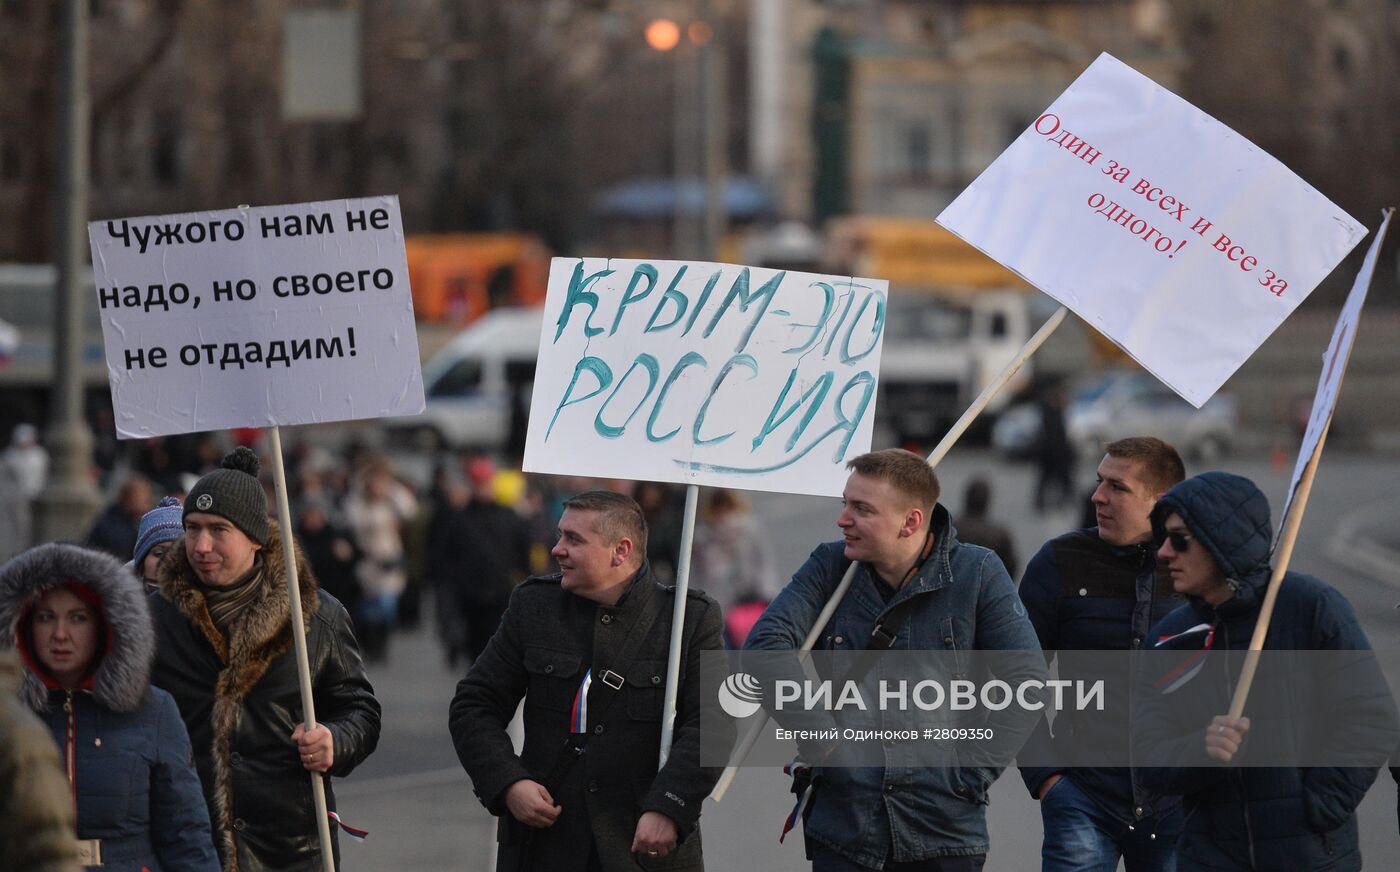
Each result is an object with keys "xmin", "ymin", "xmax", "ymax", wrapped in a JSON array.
[
  {"xmin": 88, "ymin": 196, "xmax": 425, "ymax": 439},
  {"xmin": 523, "ymin": 258, "xmax": 888, "ymax": 498}
]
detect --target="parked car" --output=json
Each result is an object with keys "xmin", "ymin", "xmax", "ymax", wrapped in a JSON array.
[
  {"xmin": 992, "ymin": 371, "xmax": 1238, "ymax": 462},
  {"xmin": 384, "ymin": 307, "xmax": 543, "ymax": 451}
]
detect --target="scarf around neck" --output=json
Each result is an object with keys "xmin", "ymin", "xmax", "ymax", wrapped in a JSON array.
[{"xmin": 197, "ymin": 556, "xmax": 266, "ymax": 632}]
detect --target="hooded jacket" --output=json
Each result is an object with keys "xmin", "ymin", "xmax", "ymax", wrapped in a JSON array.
[
  {"xmin": 0, "ymin": 543, "xmax": 219, "ymax": 871},
  {"xmin": 150, "ymin": 525, "xmax": 381, "ymax": 872},
  {"xmin": 1132, "ymin": 472, "xmax": 1398, "ymax": 871}
]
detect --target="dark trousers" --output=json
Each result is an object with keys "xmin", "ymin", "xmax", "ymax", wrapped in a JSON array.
[
  {"xmin": 811, "ymin": 843, "xmax": 986, "ymax": 872},
  {"xmin": 1039, "ymin": 777, "xmax": 1181, "ymax": 872}
]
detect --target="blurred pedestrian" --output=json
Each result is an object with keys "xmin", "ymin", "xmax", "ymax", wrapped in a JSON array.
[
  {"xmin": 956, "ymin": 477, "xmax": 1019, "ymax": 579},
  {"xmin": 0, "ymin": 543, "xmax": 219, "ymax": 870},
  {"xmin": 0, "ymin": 460, "xmax": 28, "ymax": 562},
  {"xmin": 429, "ymin": 462, "xmax": 531, "ymax": 668},
  {"xmin": 0, "ymin": 649, "xmax": 81, "ymax": 872},
  {"xmin": 297, "ymin": 497, "xmax": 363, "ymax": 619},
  {"xmin": 521, "ymin": 477, "xmax": 562, "ymax": 576},
  {"xmin": 450, "ymin": 490, "xmax": 730, "ymax": 871},
  {"xmin": 635, "ymin": 481, "xmax": 684, "ymax": 584},
  {"xmin": 130, "ymin": 495, "xmax": 184, "ymax": 593},
  {"xmin": 2, "ymin": 421, "xmax": 48, "ymax": 499},
  {"xmin": 1034, "ymin": 382, "xmax": 1075, "ymax": 513},
  {"xmin": 691, "ymin": 488, "xmax": 781, "ymax": 647},
  {"xmin": 85, "ymin": 476, "xmax": 153, "ymax": 560},
  {"xmin": 342, "ymin": 458, "xmax": 417, "ymax": 662},
  {"xmin": 149, "ymin": 447, "xmax": 382, "ymax": 870}
]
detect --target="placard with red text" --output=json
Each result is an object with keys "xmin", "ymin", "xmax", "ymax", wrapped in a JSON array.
[{"xmin": 938, "ymin": 53, "xmax": 1366, "ymax": 407}]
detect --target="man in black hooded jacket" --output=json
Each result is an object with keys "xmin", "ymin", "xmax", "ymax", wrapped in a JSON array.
[{"xmin": 1132, "ymin": 471, "xmax": 1397, "ymax": 872}]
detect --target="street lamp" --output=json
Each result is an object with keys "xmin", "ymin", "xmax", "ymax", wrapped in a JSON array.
[
  {"xmin": 645, "ymin": 11, "xmax": 727, "ymax": 261},
  {"xmin": 645, "ymin": 18, "xmax": 682, "ymax": 53},
  {"xmin": 35, "ymin": 0, "xmax": 102, "ymax": 542}
]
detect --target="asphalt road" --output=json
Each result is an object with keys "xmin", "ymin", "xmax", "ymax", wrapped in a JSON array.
[{"xmin": 334, "ymin": 448, "xmax": 1400, "ymax": 871}]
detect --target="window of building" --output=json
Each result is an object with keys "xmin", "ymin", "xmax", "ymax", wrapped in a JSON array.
[
  {"xmin": 152, "ymin": 111, "xmax": 180, "ymax": 186},
  {"xmin": 0, "ymin": 137, "xmax": 20, "ymax": 182},
  {"xmin": 1006, "ymin": 114, "xmax": 1036, "ymax": 148},
  {"xmin": 312, "ymin": 127, "xmax": 338, "ymax": 173},
  {"xmin": 1332, "ymin": 44, "xmax": 1352, "ymax": 78},
  {"xmin": 906, "ymin": 125, "xmax": 931, "ymax": 180},
  {"xmin": 225, "ymin": 133, "xmax": 252, "ymax": 184}
]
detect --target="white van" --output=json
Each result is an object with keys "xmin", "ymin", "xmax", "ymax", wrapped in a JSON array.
[{"xmin": 385, "ymin": 307, "xmax": 544, "ymax": 451}]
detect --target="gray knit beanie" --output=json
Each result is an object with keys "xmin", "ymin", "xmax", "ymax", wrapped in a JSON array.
[{"xmin": 184, "ymin": 447, "xmax": 270, "ymax": 545}]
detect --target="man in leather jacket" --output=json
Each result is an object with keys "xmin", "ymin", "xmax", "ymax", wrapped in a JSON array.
[{"xmin": 150, "ymin": 448, "xmax": 381, "ymax": 871}]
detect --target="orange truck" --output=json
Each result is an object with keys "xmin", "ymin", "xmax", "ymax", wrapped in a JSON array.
[{"xmin": 405, "ymin": 233, "xmax": 551, "ymax": 325}]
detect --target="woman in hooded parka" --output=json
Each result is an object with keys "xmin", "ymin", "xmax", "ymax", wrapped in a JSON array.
[{"xmin": 0, "ymin": 542, "xmax": 219, "ymax": 871}]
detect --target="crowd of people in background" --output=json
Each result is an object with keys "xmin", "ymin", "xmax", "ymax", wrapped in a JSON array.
[
  {"xmin": 0, "ymin": 425, "xmax": 754, "ymax": 671},
  {"xmin": 3, "ymin": 420, "xmax": 1399, "ymax": 872}
]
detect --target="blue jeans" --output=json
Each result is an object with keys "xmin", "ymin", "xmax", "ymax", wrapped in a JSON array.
[
  {"xmin": 812, "ymin": 843, "xmax": 986, "ymax": 872},
  {"xmin": 1039, "ymin": 776, "xmax": 1180, "ymax": 872}
]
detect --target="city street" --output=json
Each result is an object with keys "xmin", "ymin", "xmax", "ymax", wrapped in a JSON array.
[{"xmin": 335, "ymin": 447, "xmax": 1400, "ymax": 871}]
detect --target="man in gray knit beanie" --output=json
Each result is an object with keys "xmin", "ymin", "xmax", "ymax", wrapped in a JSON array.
[
  {"xmin": 150, "ymin": 446, "xmax": 381, "ymax": 870},
  {"xmin": 184, "ymin": 446, "xmax": 269, "ymax": 549}
]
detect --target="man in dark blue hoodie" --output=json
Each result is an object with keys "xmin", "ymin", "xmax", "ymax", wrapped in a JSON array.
[
  {"xmin": 1018, "ymin": 437, "xmax": 1186, "ymax": 871},
  {"xmin": 1134, "ymin": 471, "xmax": 1398, "ymax": 872}
]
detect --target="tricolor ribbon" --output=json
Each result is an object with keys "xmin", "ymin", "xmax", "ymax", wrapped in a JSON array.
[
  {"xmin": 571, "ymin": 668, "xmax": 593, "ymax": 734},
  {"xmin": 1154, "ymin": 622, "xmax": 1216, "ymax": 694},
  {"xmin": 778, "ymin": 759, "xmax": 813, "ymax": 843},
  {"xmin": 328, "ymin": 810, "xmax": 369, "ymax": 841}
]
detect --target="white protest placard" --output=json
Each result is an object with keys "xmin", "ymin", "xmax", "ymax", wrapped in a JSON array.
[
  {"xmin": 937, "ymin": 53, "xmax": 1368, "ymax": 407},
  {"xmin": 523, "ymin": 258, "xmax": 888, "ymax": 497},
  {"xmin": 88, "ymin": 196, "xmax": 425, "ymax": 438},
  {"xmin": 1281, "ymin": 209, "xmax": 1393, "ymax": 526}
]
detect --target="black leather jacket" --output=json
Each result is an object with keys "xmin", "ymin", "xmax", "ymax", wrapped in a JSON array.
[{"xmin": 150, "ymin": 529, "xmax": 380, "ymax": 872}]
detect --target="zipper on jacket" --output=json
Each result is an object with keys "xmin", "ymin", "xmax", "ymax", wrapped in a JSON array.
[
  {"xmin": 1217, "ymin": 621, "xmax": 1259, "ymax": 872},
  {"xmin": 63, "ymin": 690, "xmax": 77, "ymax": 819}
]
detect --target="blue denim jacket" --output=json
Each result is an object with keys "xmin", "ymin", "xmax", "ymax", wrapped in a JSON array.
[{"xmin": 744, "ymin": 508, "xmax": 1045, "ymax": 867}]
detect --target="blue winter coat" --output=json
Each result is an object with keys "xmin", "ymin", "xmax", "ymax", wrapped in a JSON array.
[
  {"xmin": 744, "ymin": 507, "xmax": 1046, "ymax": 868},
  {"xmin": 35, "ymin": 687, "xmax": 218, "ymax": 871},
  {"xmin": 1132, "ymin": 472, "xmax": 1398, "ymax": 872},
  {"xmin": 0, "ymin": 543, "xmax": 219, "ymax": 872}
]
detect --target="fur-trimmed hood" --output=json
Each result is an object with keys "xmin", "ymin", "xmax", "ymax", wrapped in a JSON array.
[{"xmin": 0, "ymin": 543, "xmax": 155, "ymax": 714}]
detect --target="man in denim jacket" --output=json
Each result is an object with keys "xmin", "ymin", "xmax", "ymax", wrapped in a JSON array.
[{"xmin": 745, "ymin": 449, "xmax": 1045, "ymax": 871}]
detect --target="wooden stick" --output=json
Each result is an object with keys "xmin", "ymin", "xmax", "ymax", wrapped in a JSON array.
[
  {"xmin": 710, "ymin": 305, "xmax": 1069, "ymax": 800},
  {"xmin": 1228, "ymin": 208, "xmax": 1392, "ymax": 719},
  {"xmin": 269, "ymin": 426, "xmax": 337, "ymax": 872},
  {"xmin": 1227, "ymin": 417, "xmax": 1330, "ymax": 719},
  {"xmin": 659, "ymin": 483, "xmax": 701, "ymax": 768}
]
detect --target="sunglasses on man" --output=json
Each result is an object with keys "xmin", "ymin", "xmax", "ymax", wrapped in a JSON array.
[{"xmin": 1165, "ymin": 530, "xmax": 1194, "ymax": 552}]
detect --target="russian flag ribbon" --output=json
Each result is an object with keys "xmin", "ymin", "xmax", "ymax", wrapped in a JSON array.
[
  {"xmin": 1154, "ymin": 623, "xmax": 1216, "ymax": 694},
  {"xmin": 779, "ymin": 760, "xmax": 813, "ymax": 843},
  {"xmin": 328, "ymin": 810, "xmax": 368, "ymax": 841},
  {"xmin": 571, "ymin": 669, "xmax": 593, "ymax": 735}
]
